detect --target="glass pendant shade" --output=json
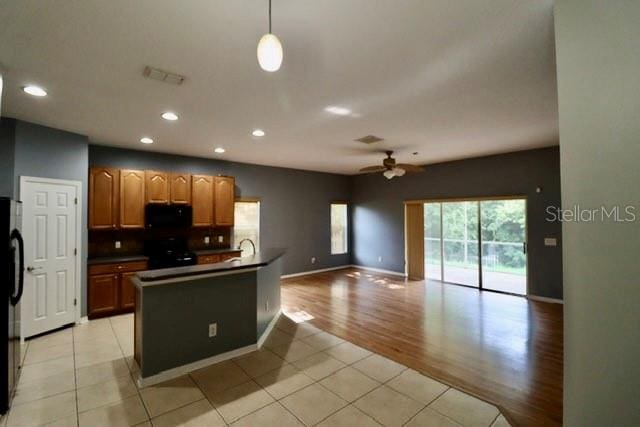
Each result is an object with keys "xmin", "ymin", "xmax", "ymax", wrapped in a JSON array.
[
  {"xmin": 383, "ymin": 169, "xmax": 395, "ymax": 179},
  {"xmin": 257, "ymin": 33, "xmax": 283, "ymax": 72}
]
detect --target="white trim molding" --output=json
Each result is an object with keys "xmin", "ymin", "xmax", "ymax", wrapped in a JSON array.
[
  {"xmin": 257, "ymin": 309, "xmax": 282, "ymax": 348},
  {"xmin": 351, "ymin": 265, "xmax": 408, "ymax": 278},
  {"xmin": 528, "ymin": 295, "xmax": 564, "ymax": 304},
  {"xmin": 281, "ymin": 265, "xmax": 351, "ymax": 279},
  {"xmin": 135, "ymin": 343, "xmax": 257, "ymax": 388}
]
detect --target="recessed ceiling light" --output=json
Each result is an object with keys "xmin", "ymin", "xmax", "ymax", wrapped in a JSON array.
[
  {"xmin": 22, "ymin": 85, "xmax": 47, "ymax": 97},
  {"xmin": 252, "ymin": 129, "xmax": 265, "ymax": 137},
  {"xmin": 161, "ymin": 111, "xmax": 179, "ymax": 121},
  {"xmin": 140, "ymin": 137, "xmax": 154, "ymax": 144},
  {"xmin": 214, "ymin": 147, "xmax": 226, "ymax": 153},
  {"xmin": 325, "ymin": 106, "xmax": 351, "ymax": 116}
]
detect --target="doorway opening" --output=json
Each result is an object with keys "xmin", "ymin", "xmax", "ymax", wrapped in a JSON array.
[{"xmin": 410, "ymin": 197, "xmax": 527, "ymax": 296}]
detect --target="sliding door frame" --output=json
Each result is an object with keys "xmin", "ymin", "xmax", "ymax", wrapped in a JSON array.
[{"xmin": 405, "ymin": 195, "xmax": 529, "ymax": 296}]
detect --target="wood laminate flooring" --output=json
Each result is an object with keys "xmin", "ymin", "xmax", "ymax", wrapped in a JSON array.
[{"xmin": 281, "ymin": 268, "xmax": 563, "ymax": 426}]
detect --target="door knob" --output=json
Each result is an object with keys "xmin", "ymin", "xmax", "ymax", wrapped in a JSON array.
[{"xmin": 26, "ymin": 266, "xmax": 43, "ymax": 272}]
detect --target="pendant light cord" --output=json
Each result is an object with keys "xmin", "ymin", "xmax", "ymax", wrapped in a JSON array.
[{"xmin": 269, "ymin": 0, "xmax": 272, "ymax": 34}]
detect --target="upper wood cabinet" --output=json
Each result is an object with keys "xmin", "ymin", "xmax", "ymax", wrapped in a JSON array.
[
  {"xmin": 120, "ymin": 169, "xmax": 145, "ymax": 229},
  {"xmin": 191, "ymin": 175, "xmax": 214, "ymax": 227},
  {"xmin": 89, "ymin": 167, "xmax": 119, "ymax": 230},
  {"xmin": 214, "ymin": 176, "xmax": 235, "ymax": 226},
  {"xmin": 145, "ymin": 171, "xmax": 169, "ymax": 204},
  {"xmin": 170, "ymin": 173, "xmax": 191, "ymax": 205}
]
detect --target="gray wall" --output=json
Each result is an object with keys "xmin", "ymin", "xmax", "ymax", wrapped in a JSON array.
[
  {"xmin": 0, "ymin": 118, "xmax": 15, "ymax": 197},
  {"xmin": 352, "ymin": 147, "xmax": 563, "ymax": 299},
  {"xmin": 89, "ymin": 145, "xmax": 352, "ymax": 275},
  {"xmin": 555, "ymin": 1, "xmax": 640, "ymax": 425},
  {"xmin": 12, "ymin": 120, "xmax": 90, "ymax": 314}
]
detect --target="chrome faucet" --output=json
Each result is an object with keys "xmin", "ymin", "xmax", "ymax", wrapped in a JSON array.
[{"xmin": 237, "ymin": 238, "xmax": 256, "ymax": 256}]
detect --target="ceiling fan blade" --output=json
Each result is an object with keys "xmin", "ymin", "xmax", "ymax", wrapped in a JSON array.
[
  {"xmin": 359, "ymin": 166, "xmax": 387, "ymax": 173},
  {"xmin": 396, "ymin": 164, "xmax": 425, "ymax": 173}
]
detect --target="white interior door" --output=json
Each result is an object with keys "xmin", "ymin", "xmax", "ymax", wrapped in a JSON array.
[{"xmin": 21, "ymin": 177, "xmax": 80, "ymax": 337}]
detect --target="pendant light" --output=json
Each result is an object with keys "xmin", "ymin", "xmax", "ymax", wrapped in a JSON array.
[{"xmin": 257, "ymin": 0, "xmax": 283, "ymax": 72}]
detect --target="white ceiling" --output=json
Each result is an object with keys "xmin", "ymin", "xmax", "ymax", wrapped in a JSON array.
[{"xmin": 0, "ymin": 0, "xmax": 558, "ymax": 175}]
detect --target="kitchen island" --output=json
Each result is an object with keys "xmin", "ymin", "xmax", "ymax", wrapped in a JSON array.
[{"xmin": 131, "ymin": 248, "xmax": 285, "ymax": 386}]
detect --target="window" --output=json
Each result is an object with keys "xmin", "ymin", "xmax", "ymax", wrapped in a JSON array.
[
  {"xmin": 331, "ymin": 203, "xmax": 348, "ymax": 254},
  {"xmin": 234, "ymin": 200, "xmax": 260, "ymax": 256}
]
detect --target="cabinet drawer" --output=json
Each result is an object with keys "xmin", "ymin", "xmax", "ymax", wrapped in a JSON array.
[
  {"xmin": 197, "ymin": 255, "xmax": 221, "ymax": 265},
  {"xmin": 221, "ymin": 251, "xmax": 242, "ymax": 261},
  {"xmin": 89, "ymin": 261, "xmax": 148, "ymax": 275}
]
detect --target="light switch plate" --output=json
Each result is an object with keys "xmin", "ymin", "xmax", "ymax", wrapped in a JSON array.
[
  {"xmin": 544, "ymin": 238, "xmax": 557, "ymax": 247},
  {"xmin": 208, "ymin": 323, "xmax": 217, "ymax": 338},
  {"xmin": 204, "ymin": 236, "xmax": 210, "ymax": 244},
  {"xmin": 311, "ymin": 257, "xmax": 316, "ymax": 264},
  {"xmin": 218, "ymin": 236, "xmax": 224, "ymax": 243},
  {"xmin": 115, "ymin": 241, "xmax": 121, "ymax": 249}
]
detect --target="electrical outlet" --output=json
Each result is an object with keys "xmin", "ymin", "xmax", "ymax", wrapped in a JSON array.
[
  {"xmin": 208, "ymin": 323, "xmax": 217, "ymax": 338},
  {"xmin": 311, "ymin": 257, "xmax": 316, "ymax": 264},
  {"xmin": 265, "ymin": 298, "xmax": 269, "ymax": 312},
  {"xmin": 218, "ymin": 235, "xmax": 224, "ymax": 243},
  {"xmin": 378, "ymin": 256, "xmax": 383, "ymax": 263},
  {"xmin": 115, "ymin": 241, "xmax": 121, "ymax": 249},
  {"xmin": 204, "ymin": 236, "xmax": 210, "ymax": 244},
  {"xmin": 544, "ymin": 237, "xmax": 558, "ymax": 247}
]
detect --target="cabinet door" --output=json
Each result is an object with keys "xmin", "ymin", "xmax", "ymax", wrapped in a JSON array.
[
  {"xmin": 197, "ymin": 254, "xmax": 221, "ymax": 264},
  {"xmin": 145, "ymin": 171, "xmax": 169, "ymax": 204},
  {"xmin": 89, "ymin": 167, "xmax": 119, "ymax": 229},
  {"xmin": 170, "ymin": 173, "xmax": 191, "ymax": 205},
  {"xmin": 191, "ymin": 175, "xmax": 213, "ymax": 227},
  {"xmin": 89, "ymin": 273, "xmax": 119, "ymax": 317},
  {"xmin": 120, "ymin": 272, "xmax": 137, "ymax": 310},
  {"xmin": 214, "ymin": 176, "xmax": 235, "ymax": 226},
  {"xmin": 120, "ymin": 169, "xmax": 145, "ymax": 228}
]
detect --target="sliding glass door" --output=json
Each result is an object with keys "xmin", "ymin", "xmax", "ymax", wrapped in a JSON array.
[
  {"xmin": 423, "ymin": 198, "xmax": 527, "ymax": 295},
  {"xmin": 443, "ymin": 201, "xmax": 479, "ymax": 287},
  {"xmin": 480, "ymin": 199, "xmax": 527, "ymax": 294}
]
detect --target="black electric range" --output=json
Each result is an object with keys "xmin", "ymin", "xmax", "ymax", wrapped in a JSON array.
[{"xmin": 145, "ymin": 237, "xmax": 197, "ymax": 270}]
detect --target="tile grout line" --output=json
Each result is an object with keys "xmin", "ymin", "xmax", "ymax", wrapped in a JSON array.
[
  {"xmin": 108, "ymin": 316, "xmax": 153, "ymax": 424},
  {"xmin": 71, "ymin": 326, "xmax": 80, "ymax": 427}
]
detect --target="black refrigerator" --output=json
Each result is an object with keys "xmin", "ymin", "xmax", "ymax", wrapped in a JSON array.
[{"xmin": 0, "ymin": 198, "xmax": 24, "ymax": 414}]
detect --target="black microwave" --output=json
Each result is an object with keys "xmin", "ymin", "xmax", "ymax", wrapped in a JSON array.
[{"xmin": 145, "ymin": 204, "xmax": 192, "ymax": 229}]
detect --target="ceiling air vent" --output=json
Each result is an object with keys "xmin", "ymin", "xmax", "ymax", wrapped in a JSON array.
[
  {"xmin": 355, "ymin": 135, "xmax": 384, "ymax": 144},
  {"xmin": 143, "ymin": 66, "xmax": 186, "ymax": 85}
]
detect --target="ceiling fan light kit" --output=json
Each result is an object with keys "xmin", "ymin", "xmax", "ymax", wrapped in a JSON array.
[{"xmin": 360, "ymin": 150, "xmax": 424, "ymax": 179}]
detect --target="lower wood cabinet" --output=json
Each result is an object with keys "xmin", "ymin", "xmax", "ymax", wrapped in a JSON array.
[
  {"xmin": 88, "ymin": 261, "xmax": 147, "ymax": 318},
  {"xmin": 197, "ymin": 251, "xmax": 241, "ymax": 265}
]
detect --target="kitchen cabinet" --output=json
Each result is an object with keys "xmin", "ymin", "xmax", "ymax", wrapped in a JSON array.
[
  {"xmin": 120, "ymin": 169, "xmax": 145, "ymax": 229},
  {"xmin": 197, "ymin": 254, "xmax": 221, "ymax": 264},
  {"xmin": 197, "ymin": 250, "xmax": 241, "ymax": 265},
  {"xmin": 145, "ymin": 171, "xmax": 169, "ymax": 204},
  {"xmin": 170, "ymin": 173, "xmax": 191, "ymax": 205},
  {"xmin": 89, "ymin": 167, "xmax": 119, "ymax": 230},
  {"xmin": 88, "ymin": 274, "xmax": 119, "ymax": 316},
  {"xmin": 192, "ymin": 175, "xmax": 214, "ymax": 227},
  {"xmin": 214, "ymin": 176, "xmax": 235, "ymax": 226},
  {"xmin": 88, "ymin": 260, "xmax": 148, "ymax": 318}
]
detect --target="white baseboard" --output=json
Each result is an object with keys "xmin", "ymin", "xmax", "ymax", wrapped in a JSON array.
[
  {"xmin": 257, "ymin": 309, "xmax": 282, "ymax": 348},
  {"xmin": 77, "ymin": 316, "xmax": 89, "ymax": 325},
  {"xmin": 528, "ymin": 295, "xmax": 564, "ymax": 304},
  {"xmin": 281, "ymin": 265, "xmax": 351, "ymax": 279},
  {"xmin": 135, "ymin": 343, "xmax": 257, "ymax": 388},
  {"xmin": 351, "ymin": 265, "xmax": 407, "ymax": 278}
]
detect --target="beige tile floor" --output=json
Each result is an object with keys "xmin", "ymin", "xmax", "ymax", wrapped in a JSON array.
[{"xmin": 1, "ymin": 313, "xmax": 512, "ymax": 427}]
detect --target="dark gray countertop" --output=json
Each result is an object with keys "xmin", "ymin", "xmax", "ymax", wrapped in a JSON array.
[
  {"xmin": 194, "ymin": 248, "xmax": 242, "ymax": 256},
  {"xmin": 88, "ymin": 255, "xmax": 149, "ymax": 265},
  {"xmin": 135, "ymin": 248, "xmax": 286, "ymax": 283}
]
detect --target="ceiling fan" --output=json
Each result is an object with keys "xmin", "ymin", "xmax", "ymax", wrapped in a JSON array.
[{"xmin": 359, "ymin": 151, "xmax": 424, "ymax": 179}]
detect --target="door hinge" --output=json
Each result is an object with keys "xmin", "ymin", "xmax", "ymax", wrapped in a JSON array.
[
  {"xmin": 73, "ymin": 298, "xmax": 77, "ymax": 306},
  {"xmin": 74, "ymin": 197, "xmax": 78, "ymax": 205},
  {"xmin": 74, "ymin": 248, "xmax": 77, "ymax": 255}
]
